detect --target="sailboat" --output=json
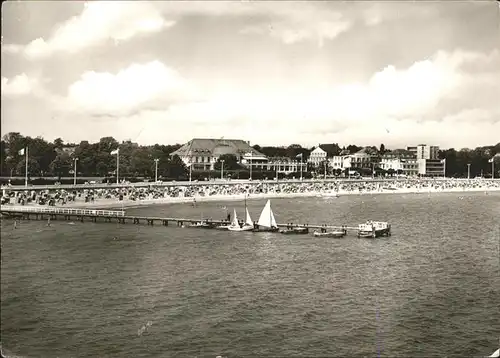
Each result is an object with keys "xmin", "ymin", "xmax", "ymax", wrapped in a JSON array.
[
  {"xmin": 253, "ymin": 199, "xmax": 279, "ymax": 232},
  {"xmin": 229, "ymin": 206, "xmax": 254, "ymax": 231}
]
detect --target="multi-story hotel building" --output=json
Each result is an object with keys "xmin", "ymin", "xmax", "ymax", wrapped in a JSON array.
[
  {"xmin": 308, "ymin": 147, "xmax": 327, "ymax": 167},
  {"xmin": 381, "ymin": 149, "xmax": 419, "ymax": 176},
  {"xmin": 170, "ymin": 138, "xmax": 267, "ymax": 171},
  {"xmin": 406, "ymin": 144, "xmax": 439, "ymax": 160}
]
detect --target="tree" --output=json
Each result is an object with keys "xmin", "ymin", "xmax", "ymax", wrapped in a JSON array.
[
  {"xmin": 49, "ymin": 153, "xmax": 71, "ymax": 179},
  {"xmin": 317, "ymin": 159, "xmax": 332, "ymax": 175},
  {"xmin": 165, "ymin": 155, "xmax": 187, "ymax": 179},
  {"xmin": 16, "ymin": 157, "xmax": 41, "ymax": 177},
  {"xmin": 346, "ymin": 145, "xmax": 361, "ymax": 154},
  {"xmin": 379, "ymin": 143, "xmax": 386, "ymax": 155},
  {"xmin": 214, "ymin": 154, "xmax": 240, "ymax": 170},
  {"xmin": 54, "ymin": 138, "xmax": 64, "ymax": 149}
]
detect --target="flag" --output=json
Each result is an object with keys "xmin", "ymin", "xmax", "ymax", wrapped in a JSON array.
[
  {"xmin": 110, "ymin": 148, "xmax": 119, "ymax": 155},
  {"xmin": 489, "ymin": 158, "xmax": 494, "ymax": 163},
  {"xmin": 18, "ymin": 148, "xmax": 25, "ymax": 156},
  {"xmin": 296, "ymin": 153, "xmax": 303, "ymax": 159}
]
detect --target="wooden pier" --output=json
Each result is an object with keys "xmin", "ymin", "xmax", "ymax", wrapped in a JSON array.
[{"xmin": 0, "ymin": 205, "xmax": 365, "ymax": 234}]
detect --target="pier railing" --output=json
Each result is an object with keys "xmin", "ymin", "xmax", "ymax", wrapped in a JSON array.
[{"xmin": 0, "ymin": 205, "xmax": 125, "ymax": 217}]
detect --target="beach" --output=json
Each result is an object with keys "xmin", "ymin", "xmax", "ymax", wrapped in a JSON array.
[{"xmin": 4, "ymin": 181, "xmax": 499, "ymax": 210}]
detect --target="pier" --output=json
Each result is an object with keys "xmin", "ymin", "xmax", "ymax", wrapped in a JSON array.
[{"xmin": 1, "ymin": 205, "xmax": 364, "ymax": 235}]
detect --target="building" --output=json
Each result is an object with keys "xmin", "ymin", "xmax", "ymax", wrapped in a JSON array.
[
  {"xmin": 417, "ymin": 159, "xmax": 445, "ymax": 177},
  {"xmin": 170, "ymin": 138, "xmax": 267, "ymax": 171},
  {"xmin": 349, "ymin": 147, "xmax": 380, "ymax": 170},
  {"xmin": 407, "ymin": 144, "xmax": 439, "ymax": 160},
  {"xmin": 308, "ymin": 146, "xmax": 327, "ymax": 167},
  {"xmin": 329, "ymin": 155, "xmax": 352, "ymax": 170},
  {"xmin": 265, "ymin": 157, "xmax": 307, "ymax": 174},
  {"xmin": 381, "ymin": 149, "xmax": 419, "ymax": 176}
]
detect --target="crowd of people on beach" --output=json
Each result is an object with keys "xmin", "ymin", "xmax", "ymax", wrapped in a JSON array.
[{"xmin": 1, "ymin": 178, "xmax": 499, "ymax": 207}]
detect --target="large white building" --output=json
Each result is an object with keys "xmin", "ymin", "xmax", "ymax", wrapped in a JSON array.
[
  {"xmin": 380, "ymin": 150, "xmax": 419, "ymax": 176},
  {"xmin": 407, "ymin": 144, "xmax": 439, "ymax": 160},
  {"xmin": 329, "ymin": 155, "xmax": 352, "ymax": 170},
  {"xmin": 308, "ymin": 146, "xmax": 327, "ymax": 166},
  {"xmin": 170, "ymin": 138, "xmax": 267, "ymax": 171}
]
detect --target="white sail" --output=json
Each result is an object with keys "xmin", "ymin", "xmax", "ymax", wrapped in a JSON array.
[
  {"xmin": 245, "ymin": 207, "xmax": 253, "ymax": 227},
  {"xmin": 230, "ymin": 209, "xmax": 239, "ymax": 228},
  {"xmin": 257, "ymin": 199, "xmax": 277, "ymax": 228}
]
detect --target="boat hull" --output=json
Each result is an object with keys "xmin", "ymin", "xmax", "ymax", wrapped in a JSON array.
[
  {"xmin": 313, "ymin": 231, "xmax": 346, "ymax": 238},
  {"xmin": 357, "ymin": 228, "xmax": 391, "ymax": 238},
  {"xmin": 252, "ymin": 226, "xmax": 280, "ymax": 233},
  {"xmin": 228, "ymin": 225, "xmax": 254, "ymax": 232},
  {"xmin": 214, "ymin": 225, "xmax": 231, "ymax": 230},
  {"xmin": 280, "ymin": 227, "xmax": 309, "ymax": 235}
]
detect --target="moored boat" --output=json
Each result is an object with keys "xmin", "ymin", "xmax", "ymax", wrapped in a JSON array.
[
  {"xmin": 357, "ymin": 221, "xmax": 391, "ymax": 238},
  {"xmin": 229, "ymin": 206, "xmax": 254, "ymax": 232},
  {"xmin": 253, "ymin": 199, "xmax": 279, "ymax": 232},
  {"xmin": 313, "ymin": 229, "xmax": 346, "ymax": 238},
  {"xmin": 191, "ymin": 220, "xmax": 212, "ymax": 229},
  {"xmin": 280, "ymin": 226, "xmax": 309, "ymax": 235}
]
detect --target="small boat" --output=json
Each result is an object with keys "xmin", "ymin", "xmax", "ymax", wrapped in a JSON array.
[
  {"xmin": 357, "ymin": 221, "xmax": 391, "ymax": 238},
  {"xmin": 313, "ymin": 229, "xmax": 346, "ymax": 238},
  {"xmin": 229, "ymin": 206, "xmax": 254, "ymax": 232},
  {"xmin": 253, "ymin": 199, "xmax": 279, "ymax": 232},
  {"xmin": 191, "ymin": 220, "xmax": 212, "ymax": 229},
  {"xmin": 280, "ymin": 226, "xmax": 309, "ymax": 235}
]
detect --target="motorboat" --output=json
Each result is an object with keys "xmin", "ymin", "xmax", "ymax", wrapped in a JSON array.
[
  {"xmin": 280, "ymin": 226, "xmax": 309, "ymax": 235},
  {"xmin": 313, "ymin": 229, "xmax": 346, "ymax": 238},
  {"xmin": 357, "ymin": 221, "xmax": 391, "ymax": 238}
]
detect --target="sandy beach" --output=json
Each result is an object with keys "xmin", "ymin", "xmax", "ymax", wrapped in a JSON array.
[{"xmin": 18, "ymin": 185, "xmax": 498, "ymax": 210}]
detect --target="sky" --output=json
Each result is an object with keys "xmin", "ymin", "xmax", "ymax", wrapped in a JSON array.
[{"xmin": 1, "ymin": 1, "xmax": 500, "ymax": 149}]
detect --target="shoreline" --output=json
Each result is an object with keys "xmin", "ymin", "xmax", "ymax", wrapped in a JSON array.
[{"xmin": 6, "ymin": 186, "xmax": 499, "ymax": 210}]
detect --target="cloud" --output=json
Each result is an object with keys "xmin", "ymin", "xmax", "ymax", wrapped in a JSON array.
[
  {"xmin": 121, "ymin": 48, "xmax": 499, "ymax": 146},
  {"xmin": 3, "ymin": 2, "xmax": 355, "ymax": 58},
  {"xmin": 4, "ymin": 1, "xmax": 171, "ymax": 59},
  {"xmin": 239, "ymin": 5, "xmax": 351, "ymax": 46},
  {"xmin": 62, "ymin": 61, "xmax": 201, "ymax": 116},
  {"xmin": 1, "ymin": 74, "xmax": 38, "ymax": 96}
]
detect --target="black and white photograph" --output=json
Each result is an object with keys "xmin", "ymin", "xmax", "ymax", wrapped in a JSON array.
[{"xmin": 1, "ymin": 1, "xmax": 499, "ymax": 357}]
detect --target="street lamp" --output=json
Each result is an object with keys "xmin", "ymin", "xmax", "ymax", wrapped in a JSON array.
[
  {"xmin": 249, "ymin": 152, "xmax": 253, "ymax": 180},
  {"xmin": 467, "ymin": 163, "xmax": 471, "ymax": 179},
  {"xmin": 154, "ymin": 158, "xmax": 159, "ymax": 182},
  {"xmin": 221, "ymin": 159, "xmax": 225, "ymax": 180},
  {"xmin": 73, "ymin": 157, "xmax": 79, "ymax": 185}
]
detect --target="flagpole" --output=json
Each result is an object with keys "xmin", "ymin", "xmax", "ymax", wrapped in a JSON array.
[
  {"xmin": 116, "ymin": 149, "xmax": 119, "ymax": 184},
  {"xmin": 25, "ymin": 146, "xmax": 28, "ymax": 187}
]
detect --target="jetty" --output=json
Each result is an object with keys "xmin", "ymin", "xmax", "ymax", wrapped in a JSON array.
[{"xmin": 0, "ymin": 205, "xmax": 370, "ymax": 236}]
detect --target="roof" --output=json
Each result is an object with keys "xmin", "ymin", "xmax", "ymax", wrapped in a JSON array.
[
  {"xmin": 383, "ymin": 149, "xmax": 415, "ymax": 158},
  {"xmin": 311, "ymin": 147, "xmax": 326, "ymax": 154},
  {"xmin": 354, "ymin": 147, "xmax": 379, "ymax": 156},
  {"xmin": 170, "ymin": 138, "xmax": 265, "ymax": 157}
]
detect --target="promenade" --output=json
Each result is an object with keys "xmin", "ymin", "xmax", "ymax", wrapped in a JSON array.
[{"xmin": 2, "ymin": 178, "xmax": 499, "ymax": 209}]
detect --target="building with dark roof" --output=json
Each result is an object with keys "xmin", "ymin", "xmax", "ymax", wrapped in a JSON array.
[{"xmin": 170, "ymin": 138, "xmax": 268, "ymax": 171}]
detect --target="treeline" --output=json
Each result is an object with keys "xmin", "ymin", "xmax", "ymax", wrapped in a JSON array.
[{"xmin": 0, "ymin": 132, "xmax": 499, "ymax": 181}]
